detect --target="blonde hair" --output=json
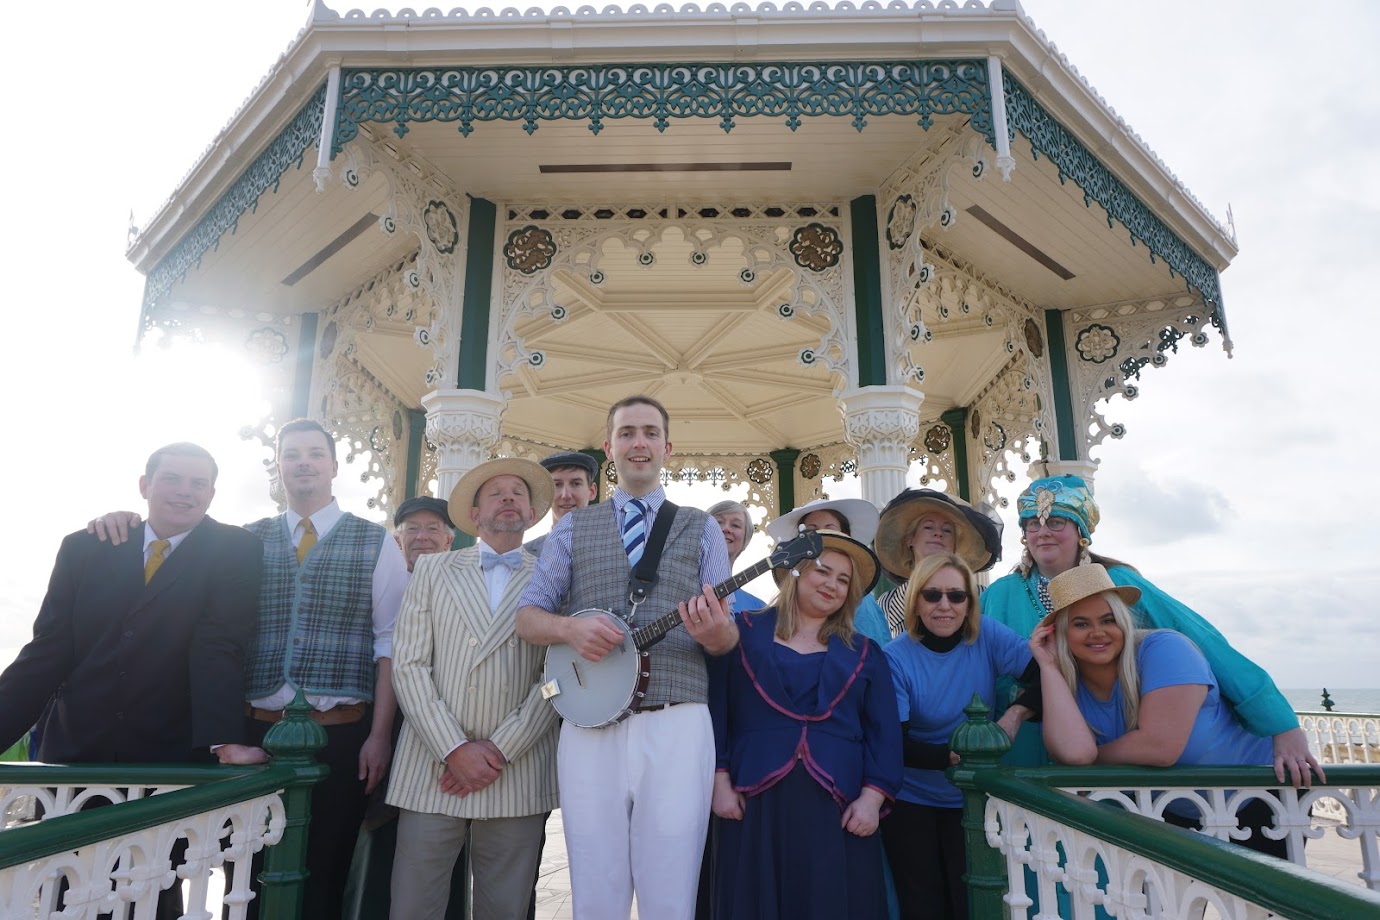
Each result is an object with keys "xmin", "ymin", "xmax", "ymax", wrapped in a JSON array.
[
  {"xmin": 902, "ymin": 553, "xmax": 981, "ymax": 644},
  {"xmin": 770, "ymin": 549, "xmax": 863, "ymax": 648},
  {"xmin": 1052, "ymin": 592, "xmax": 1146, "ymax": 732}
]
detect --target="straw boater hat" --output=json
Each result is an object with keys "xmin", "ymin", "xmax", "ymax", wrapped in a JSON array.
[
  {"xmin": 874, "ymin": 489, "xmax": 1002, "ymax": 580},
  {"xmin": 447, "ymin": 457, "xmax": 554, "ymax": 538},
  {"xmin": 771, "ymin": 530, "xmax": 880, "ymax": 596},
  {"xmin": 765, "ymin": 497, "xmax": 880, "ymax": 547},
  {"xmin": 1037, "ymin": 564, "xmax": 1141, "ymax": 629}
]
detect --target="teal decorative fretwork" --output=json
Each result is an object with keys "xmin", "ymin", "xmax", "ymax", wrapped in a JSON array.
[
  {"xmin": 141, "ymin": 85, "xmax": 327, "ymax": 321},
  {"xmin": 333, "ymin": 60, "xmax": 992, "ymax": 148},
  {"xmin": 1002, "ymin": 77, "xmax": 1228, "ymax": 336}
]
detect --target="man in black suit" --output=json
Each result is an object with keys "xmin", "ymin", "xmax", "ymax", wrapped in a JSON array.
[{"xmin": 0, "ymin": 441, "xmax": 265, "ymax": 765}]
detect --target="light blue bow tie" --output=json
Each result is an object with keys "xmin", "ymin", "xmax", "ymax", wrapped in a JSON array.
[{"xmin": 481, "ymin": 549, "xmax": 524, "ymax": 571}]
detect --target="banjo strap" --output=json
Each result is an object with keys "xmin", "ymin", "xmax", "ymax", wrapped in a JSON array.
[{"xmin": 626, "ymin": 499, "xmax": 679, "ymax": 617}]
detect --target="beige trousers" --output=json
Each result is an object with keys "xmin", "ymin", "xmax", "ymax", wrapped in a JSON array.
[{"xmin": 389, "ymin": 809, "xmax": 546, "ymax": 920}]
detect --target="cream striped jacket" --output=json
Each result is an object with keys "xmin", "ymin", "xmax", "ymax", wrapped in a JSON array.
[{"xmin": 386, "ymin": 545, "xmax": 558, "ymax": 818}]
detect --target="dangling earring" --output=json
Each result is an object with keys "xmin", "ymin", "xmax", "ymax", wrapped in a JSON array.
[{"xmin": 1078, "ymin": 537, "xmax": 1092, "ymax": 566}]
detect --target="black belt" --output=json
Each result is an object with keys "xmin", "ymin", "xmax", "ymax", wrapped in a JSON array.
[{"xmin": 636, "ymin": 701, "xmax": 689, "ymax": 713}]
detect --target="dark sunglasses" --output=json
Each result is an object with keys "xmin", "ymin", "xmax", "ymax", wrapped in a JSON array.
[{"xmin": 920, "ymin": 589, "xmax": 970, "ymax": 604}]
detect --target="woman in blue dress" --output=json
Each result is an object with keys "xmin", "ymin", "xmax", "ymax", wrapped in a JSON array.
[
  {"xmin": 881, "ymin": 553, "xmax": 1032, "ymax": 919},
  {"xmin": 710, "ymin": 531, "xmax": 902, "ymax": 920},
  {"xmin": 1031, "ymin": 564, "xmax": 1285, "ymax": 856},
  {"xmin": 983, "ymin": 474, "xmax": 1320, "ymax": 787}
]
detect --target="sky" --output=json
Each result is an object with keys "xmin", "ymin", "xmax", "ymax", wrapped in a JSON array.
[{"xmin": 0, "ymin": 0, "xmax": 1375, "ymax": 691}]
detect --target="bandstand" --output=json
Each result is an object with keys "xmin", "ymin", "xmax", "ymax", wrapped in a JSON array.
[{"xmin": 126, "ymin": 0, "xmax": 1238, "ymax": 527}]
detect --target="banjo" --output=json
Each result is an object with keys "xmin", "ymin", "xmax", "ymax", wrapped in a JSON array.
[{"xmin": 540, "ymin": 532, "xmax": 823, "ymax": 728}]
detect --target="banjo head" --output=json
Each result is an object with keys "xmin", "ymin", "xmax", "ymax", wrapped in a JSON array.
[{"xmin": 542, "ymin": 609, "xmax": 645, "ymax": 728}]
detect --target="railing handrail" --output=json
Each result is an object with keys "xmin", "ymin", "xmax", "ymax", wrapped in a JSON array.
[
  {"xmin": 0, "ymin": 762, "xmax": 326, "ymax": 871},
  {"xmin": 1004, "ymin": 762, "xmax": 1380, "ymax": 787},
  {"xmin": 0, "ymin": 763, "xmax": 259, "ymax": 786},
  {"xmin": 1296, "ymin": 710, "xmax": 1380, "ymax": 719},
  {"xmin": 970, "ymin": 768, "xmax": 1380, "ymax": 918}
]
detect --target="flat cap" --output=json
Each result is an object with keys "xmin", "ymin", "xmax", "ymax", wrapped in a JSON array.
[{"xmin": 393, "ymin": 496, "xmax": 455, "ymax": 528}]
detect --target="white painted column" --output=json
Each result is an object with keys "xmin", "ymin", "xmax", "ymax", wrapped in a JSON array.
[
  {"xmin": 840, "ymin": 384, "xmax": 924, "ymax": 507},
  {"xmin": 421, "ymin": 388, "xmax": 504, "ymax": 500},
  {"xmin": 1026, "ymin": 458, "xmax": 1100, "ymax": 491}
]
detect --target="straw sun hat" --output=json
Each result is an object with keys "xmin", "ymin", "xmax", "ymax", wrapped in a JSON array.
[
  {"xmin": 771, "ymin": 530, "xmax": 880, "ymax": 596},
  {"xmin": 1037, "ymin": 564, "xmax": 1142, "ymax": 629},
  {"xmin": 447, "ymin": 457, "xmax": 554, "ymax": 537},
  {"xmin": 874, "ymin": 489, "xmax": 1001, "ymax": 581}
]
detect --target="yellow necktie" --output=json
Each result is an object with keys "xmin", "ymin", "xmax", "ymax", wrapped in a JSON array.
[
  {"xmin": 297, "ymin": 519, "xmax": 317, "ymax": 565},
  {"xmin": 144, "ymin": 539, "xmax": 171, "ymax": 584}
]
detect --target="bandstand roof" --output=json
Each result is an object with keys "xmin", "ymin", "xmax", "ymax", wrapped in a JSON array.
[{"xmin": 127, "ymin": 0, "xmax": 1238, "ymax": 501}]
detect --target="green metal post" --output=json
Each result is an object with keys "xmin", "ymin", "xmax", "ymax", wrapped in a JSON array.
[
  {"xmin": 457, "ymin": 197, "xmax": 497, "ymax": 390},
  {"xmin": 582, "ymin": 447, "xmax": 607, "ymax": 503},
  {"xmin": 939, "ymin": 408, "xmax": 971, "ymax": 501},
  {"xmin": 949, "ymin": 695, "xmax": 1013, "ymax": 920},
  {"xmin": 290, "ymin": 313, "xmax": 319, "ymax": 420},
  {"xmin": 1042, "ymin": 309, "xmax": 1080, "ymax": 461},
  {"xmin": 258, "ymin": 689, "xmax": 329, "ymax": 918},
  {"xmin": 769, "ymin": 448, "xmax": 800, "ymax": 517},
  {"xmin": 850, "ymin": 196, "xmax": 886, "ymax": 387},
  {"xmin": 404, "ymin": 409, "xmax": 426, "ymax": 500}
]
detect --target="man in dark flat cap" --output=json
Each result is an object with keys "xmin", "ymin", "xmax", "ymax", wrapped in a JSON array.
[
  {"xmin": 394, "ymin": 496, "xmax": 457, "ymax": 573},
  {"xmin": 526, "ymin": 451, "xmax": 599, "ymax": 556}
]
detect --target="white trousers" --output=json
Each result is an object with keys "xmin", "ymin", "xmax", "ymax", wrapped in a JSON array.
[{"xmin": 558, "ymin": 702, "xmax": 714, "ymax": 920}]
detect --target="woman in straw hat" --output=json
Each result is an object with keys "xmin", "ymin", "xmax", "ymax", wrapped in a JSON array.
[
  {"xmin": 1030, "ymin": 564, "xmax": 1285, "ymax": 857},
  {"xmin": 765, "ymin": 497, "xmax": 891, "ymax": 646},
  {"xmin": 983, "ymin": 475, "xmax": 1320, "ymax": 788},
  {"xmin": 880, "ymin": 553, "xmax": 1031, "ymax": 920},
  {"xmin": 873, "ymin": 489, "xmax": 1003, "ymax": 639},
  {"xmin": 709, "ymin": 532, "xmax": 901, "ymax": 920}
]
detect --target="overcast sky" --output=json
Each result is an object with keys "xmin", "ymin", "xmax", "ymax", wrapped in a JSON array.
[{"xmin": 0, "ymin": 0, "xmax": 1374, "ymax": 690}]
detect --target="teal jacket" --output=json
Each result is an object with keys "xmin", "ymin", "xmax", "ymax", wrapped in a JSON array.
[{"xmin": 981, "ymin": 564, "xmax": 1297, "ymax": 766}]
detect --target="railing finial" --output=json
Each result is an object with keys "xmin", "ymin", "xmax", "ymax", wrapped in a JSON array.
[
  {"xmin": 1321, "ymin": 688, "xmax": 1335, "ymax": 712},
  {"xmin": 949, "ymin": 694, "xmax": 1012, "ymax": 919}
]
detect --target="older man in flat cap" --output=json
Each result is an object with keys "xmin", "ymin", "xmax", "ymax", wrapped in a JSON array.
[
  {"xmin": 393, "ymin": 496, "xmax": 457, "ymax": 573},
  {"xmin": 387, "ymin": 457, "xmax": 559, "ymax": 919}
]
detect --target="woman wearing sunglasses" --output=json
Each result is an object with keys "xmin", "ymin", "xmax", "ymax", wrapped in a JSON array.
[
  {"xmin": 1030, "ymin": 565, "xmax": 1284, "ymax": 856},
  {"xmin": 982, "ymin": 475, "xmax": 1319, "ymax": 788},
  {"xmin": 880, "ymin": 553, "xmax": 1031, "ymax": 920}
]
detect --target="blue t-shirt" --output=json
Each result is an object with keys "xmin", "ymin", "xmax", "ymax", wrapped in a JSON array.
[
  {"xmin": 884, "ymin": 620, "xmax": 1031, "ymax": 807},
  {"xmin": 1076, "ymin": 631, "xmax": 1272, "ymax": 768},
  {"xmin": 729, "ymin": 587, "xmax": 767, "ymax": 616}
]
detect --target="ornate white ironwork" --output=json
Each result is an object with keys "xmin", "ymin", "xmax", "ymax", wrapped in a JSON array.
[
  {"xmin": 336, "ymin": 131, "xmax": 469, "ymax": 387},
  {"xmin": 0, "ymin": 785, "xmax": 284, "ymax": 920},
  {"xmin": 792, "ymin": 442, "xmax": 859, "ymax": 505},
  {"xmin": 423, "ymin": 389, "xmax": 505, "ymax": 501},
  {"xmin": 1301, "ymin": 713, "xmax": 1380, "ymax": 767},
  {"xmin": 1063, "ymin": 292, "xmax": 1224, "ymax": 457},
  {"xmin": 986, "ymin": 797, "xmax": 1295, "ymax": 919},
  {"xmin": 494, "ymin": 203, "xmax": 854, "ymax": 397},
  {"xmin": 969, "ymin": 355, "xmax": 1043, "ymax": 509}
]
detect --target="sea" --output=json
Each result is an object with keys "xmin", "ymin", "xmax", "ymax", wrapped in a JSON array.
[{"xmin": 1284, "ymin": 688, "xmax": 1380, "ymax": 714}]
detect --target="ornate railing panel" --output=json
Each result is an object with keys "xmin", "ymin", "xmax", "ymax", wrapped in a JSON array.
[{"xmin": 1299, "ymin": 711, "xmax": 1380, "ymax": 766}]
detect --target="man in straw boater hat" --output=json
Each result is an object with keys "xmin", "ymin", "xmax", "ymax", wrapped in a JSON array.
[
  {"xmin": 386, "ymin": 456, "xmax": 560, "ymax": 918},
  {"xmin": 873, "ymin": 488, "xmax": 1003, "ymax": 638}
]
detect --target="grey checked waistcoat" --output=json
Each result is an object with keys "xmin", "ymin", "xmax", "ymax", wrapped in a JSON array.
[
  {"xmin": 243, "ymin": 512, "xmax": 383, "ymax": 701},
  {"xmin": 567, "ymin": 500, "xmax": 709, "ymax": 707}
]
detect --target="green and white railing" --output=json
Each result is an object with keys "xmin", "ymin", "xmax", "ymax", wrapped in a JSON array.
[
  {"xmin": 950, "ymin": 699, "xmax": 1380, "ymax": 920},
  {"xmin": 0, "ymin": 693, "xmax": 326, "ymax": 919}
]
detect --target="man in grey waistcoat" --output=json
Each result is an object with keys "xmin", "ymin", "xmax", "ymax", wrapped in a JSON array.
[{"xmin": 517, "ymin": 395, "xmax": 737, "ymax": 920}]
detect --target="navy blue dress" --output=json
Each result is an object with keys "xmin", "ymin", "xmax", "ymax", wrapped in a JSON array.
[{"xmin": 710, "ymin": 608, "xmax": 902, "ymax": 920}]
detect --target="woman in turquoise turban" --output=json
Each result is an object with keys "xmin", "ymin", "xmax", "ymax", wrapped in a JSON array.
[{"xmin": 984, "ymin": 474, "xmax": 1321, "ymax": 788}]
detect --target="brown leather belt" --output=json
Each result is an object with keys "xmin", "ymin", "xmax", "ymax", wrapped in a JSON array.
[
  {"xmin": 246, "ymin": 702, "xmax": 367, "ymax": 726},
  {"xmin": 636, "ymin": 701, "xmax": 688, "ymax": 714}
]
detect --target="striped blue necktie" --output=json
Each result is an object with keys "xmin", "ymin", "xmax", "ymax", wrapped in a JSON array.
[{"xmin": 622, "ymin": 498, "xmax": 648, "ymax": 567}]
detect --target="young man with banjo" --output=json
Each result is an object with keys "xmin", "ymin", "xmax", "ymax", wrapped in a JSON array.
[{"xmin": 517, "ymin": 395, "xmax": 738, "ymax": 920}]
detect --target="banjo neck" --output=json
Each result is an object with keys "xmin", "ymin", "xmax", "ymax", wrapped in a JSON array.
[{"xmin": 628, "ymin": 558, "xmax": 775, "ymax": 651}]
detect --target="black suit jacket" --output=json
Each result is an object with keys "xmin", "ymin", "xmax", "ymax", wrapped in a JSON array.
[{"xmin": 0, "ymin": 516, "xmax": 263, "ymax": 763}]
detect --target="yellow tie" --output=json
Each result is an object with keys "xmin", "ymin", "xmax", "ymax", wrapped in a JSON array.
[
  {"xmin": 144, "ymin": 539, "xmax": 171, "ymax": 584},
  {"xmin": 297, "ymin": 519, "xmax": 317, "ymax": 565}
]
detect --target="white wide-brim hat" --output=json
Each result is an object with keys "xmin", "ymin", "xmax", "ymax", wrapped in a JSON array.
[
  {"xmin": 765, "ymin": 498, "xmax": 879, "ymax": 547},
  {"xmin": 447, "ymin": 458, "xmax": 554, "ymax": 538}
]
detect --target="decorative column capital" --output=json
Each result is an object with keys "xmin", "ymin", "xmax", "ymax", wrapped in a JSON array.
[
  {"xmin": 421, "ymin": 388, "xmax": 505, "ymax": 500},
  {"xmin": 840, "ymin": 385, "xmax": 924, "ymax": 506},
  {"xmin": 1026, "ymin": 458, "xmax": 1100, "ymax": 489}
]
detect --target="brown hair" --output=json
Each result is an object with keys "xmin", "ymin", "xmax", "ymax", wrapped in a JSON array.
[
  {"xmin": 770, "ymin": 549, "xmax": 863, "ymax": 649},
  {"xmin": 606, "ymin": 395, "xmax": 670, "ymax": 442},
  {"xmin": 276, "ymin": 417, "xmax": 336, "ymax": 460},
  {"xmin": 145, "ymin": 442, "xmax": 219, "ymax": 485}
]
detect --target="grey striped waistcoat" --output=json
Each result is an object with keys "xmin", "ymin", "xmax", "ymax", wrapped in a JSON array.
[{"xmin": 568, "ymin": 501, "xmax": 708, "ymax": 706}]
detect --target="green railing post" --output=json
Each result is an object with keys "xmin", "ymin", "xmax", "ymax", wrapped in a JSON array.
[
  {"xmin": 258, "ymin": 689, "xmax": 328, "ymax": 919},
  {"xmin": 949, "ymin": 695, "xmax": 1012, "ymax": 920}
]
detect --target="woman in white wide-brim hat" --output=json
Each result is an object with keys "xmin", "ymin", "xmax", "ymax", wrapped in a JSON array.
[{"xmin": 1030, "ymin": 564, "xmax": 1286, "ymax": 858}]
